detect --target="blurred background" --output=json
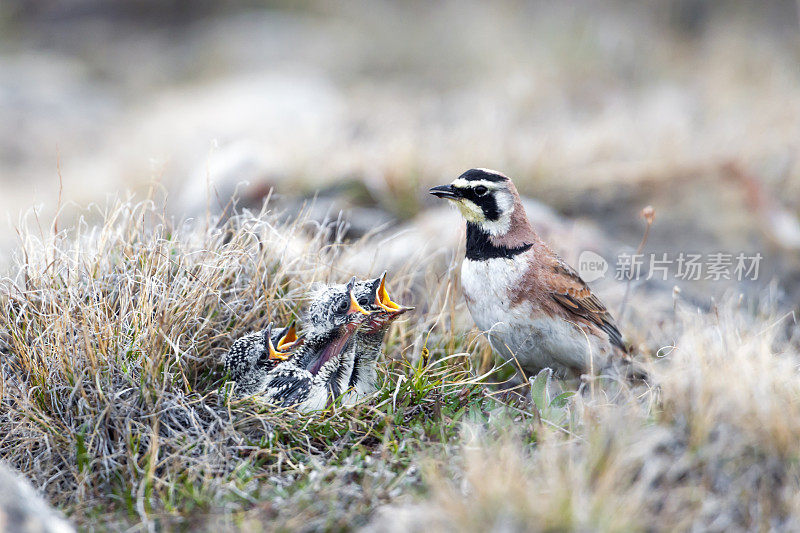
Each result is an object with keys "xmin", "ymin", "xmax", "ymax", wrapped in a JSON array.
[{"xmin": 2, "ymin": 0, "xmax": 800, "ymax": 303}]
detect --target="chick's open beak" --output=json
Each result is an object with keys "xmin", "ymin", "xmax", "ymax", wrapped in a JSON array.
[
  {"xmin": 348, "ymin": 290, "xmax": 371, "ymax": 315},
  {"xmin": 268, "ymin": 337, "xmax": 290, "ymax": 361},
  {"xmin": 429, "ymin": 184, "xmax": 460, "ymax": 200},
  {"xmin": 276, "ymin": 322, "xmax": 300, "ymax": 350},
  {"xmin": 375, "ymin": 273, "xmax": 401, "ymax": 312}
]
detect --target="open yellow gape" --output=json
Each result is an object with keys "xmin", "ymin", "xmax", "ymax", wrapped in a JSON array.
[
  {"xmin": 268, "ymin": 323, "xmax": 301, "ymax": 361},
  {"xmin": 375, "ymin": 274, "xmax": 401, "ymax": 312}
]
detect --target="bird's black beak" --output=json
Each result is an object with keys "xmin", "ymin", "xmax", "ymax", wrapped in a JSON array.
[{"xmin": 429, "ymin": 184, "xmax": 460, "ymax": 200}]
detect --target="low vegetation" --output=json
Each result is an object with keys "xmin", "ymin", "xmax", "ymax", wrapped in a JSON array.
[{"xmin": 1, "ymin": 198, "xmax": 798, "ymax": 531}]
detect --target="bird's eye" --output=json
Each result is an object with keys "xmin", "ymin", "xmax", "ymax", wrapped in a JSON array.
[
  {"xmin": 474, "ymin": 185, "xmax": 488, "ymax": 196},
  {"xmin": 337, "ymin": 298, "xmax": 349, "ymax": 313},
  {"xmin": 358, "ymin": 296, "xmax": 370, "ymax": 307}
]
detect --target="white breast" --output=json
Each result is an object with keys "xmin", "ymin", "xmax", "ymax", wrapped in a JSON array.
[
  {"xmin": 461, "ymin": 255, "xmax": 530, "ymax": 333},
  {"xmin": 461, "ymin": 254, "xmax": 608, "ymax": 376}
]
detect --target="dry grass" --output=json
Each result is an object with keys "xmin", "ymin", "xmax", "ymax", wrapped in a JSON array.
[
  {"xmin": 384, "ymin": 301, "xmax": 800, "ymax": 532},
  {"xmin": 1, "ymin": 197, "xmax": 799, "ymax": 531},
  {"xmin": 0, "ymin": 196, "xmax": 481, "ymax": 529}
]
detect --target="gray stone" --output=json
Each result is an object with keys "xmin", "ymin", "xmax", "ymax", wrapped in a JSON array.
[{"xmin": 0, "ymin": 462, "xmax": 74, "ymax": 533}]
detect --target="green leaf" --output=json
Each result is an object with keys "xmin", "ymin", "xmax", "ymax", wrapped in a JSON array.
[
  {"xmin": 529, "ymin": 368, "xmax": 552, "ymax": 411},
  {"xmin": 76, "ymin": 425, "xmax": 90, "ymax": 473},
  {"xmin": 551, "ymin": 391, "xmax": 575, "ymax": 408}
]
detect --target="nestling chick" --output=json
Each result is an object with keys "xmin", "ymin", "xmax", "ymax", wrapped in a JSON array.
[
  {"xmin": 430, "ymin": 168, "xmax": 639, "ymax": 380},
  {"xmin": 223, "ymin": 321, "xmax": 302, "ymax": 396},
  {"xmin": 260, "ymin": 278, "xmax": 372, "ymax": 411},
  {"xmin": 342, "ymin": 273, "xmax": 411, "ymax": 405}
]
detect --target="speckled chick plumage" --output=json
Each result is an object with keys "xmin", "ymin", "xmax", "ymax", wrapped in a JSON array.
[
  {"xmin": 224, "ymin": 323, "xmax": 295, "ymax": 396},
  {"xmin": 260, "ymin": 278, "xmax": 370, "ymax": 412},
  {"xmin": 342, "ymin": 274, "xmax": 410, "ymax": 405}
]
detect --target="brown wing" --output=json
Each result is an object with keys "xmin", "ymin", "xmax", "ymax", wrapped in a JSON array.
[{"xmin": 548, "ymin": 257, "xmax": 627, "ymax": 353}]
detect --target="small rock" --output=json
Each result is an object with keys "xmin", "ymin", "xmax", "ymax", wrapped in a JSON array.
[{"xmin": 0, "ymin": 462, "xmax": 74, "ymax": 533}]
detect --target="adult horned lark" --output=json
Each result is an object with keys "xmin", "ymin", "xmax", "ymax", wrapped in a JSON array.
[{"xmin": 430, "ymin": 168, "xmax": 634, "ymax": 379}]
